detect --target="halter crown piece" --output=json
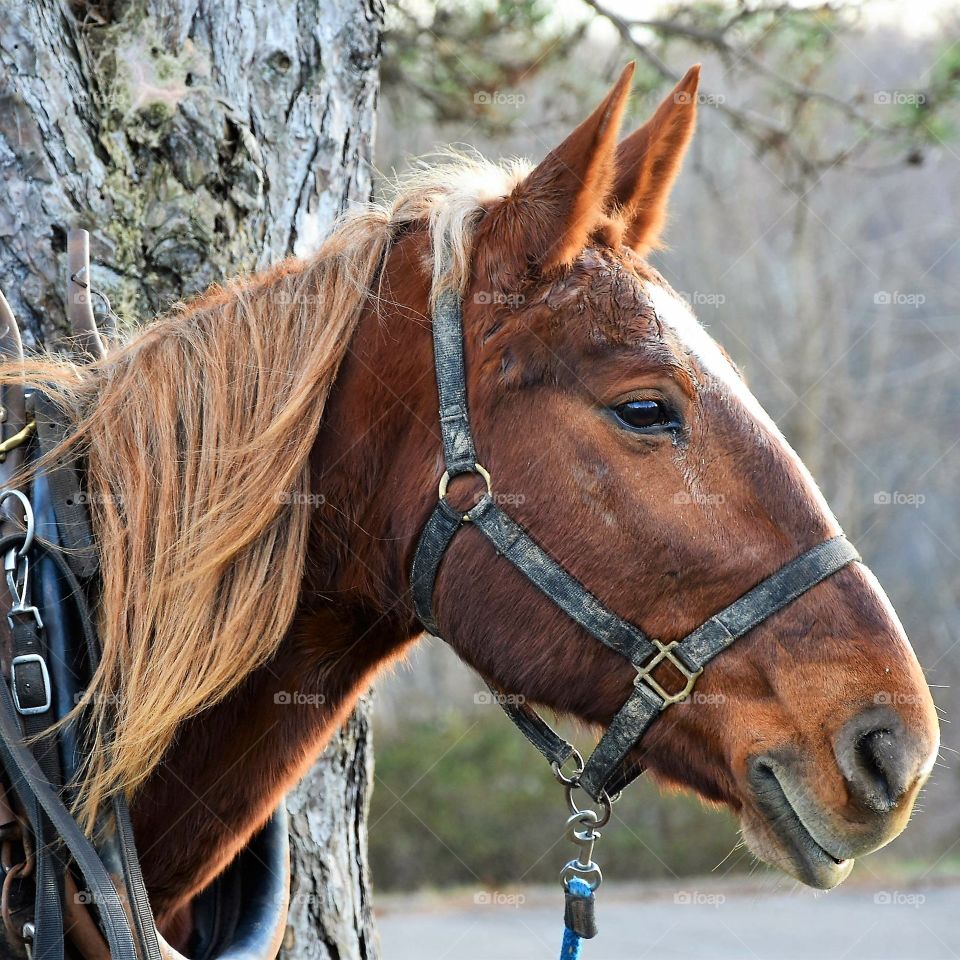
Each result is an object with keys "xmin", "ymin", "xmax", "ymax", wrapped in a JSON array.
[{"xmin": 410, "ymin": 280, "xmax": 862, "ymax": 947}]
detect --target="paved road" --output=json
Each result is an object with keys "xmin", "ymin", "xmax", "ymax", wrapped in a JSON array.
[{"xmin": 376, "ymin": 880, "xmax": 959, "ymax": 959}]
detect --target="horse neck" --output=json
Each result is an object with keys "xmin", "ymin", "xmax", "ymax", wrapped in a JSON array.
[
  {"xmin": 133, "ymin": 604, "xmax": 412, "ymax": 926},
  {"xmin": 132, "ymin": 248, "xmax": 435, "ymax": 923}
]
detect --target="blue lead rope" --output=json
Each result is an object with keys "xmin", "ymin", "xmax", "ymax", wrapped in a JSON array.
[
  {"xmin": 560, "ymin": 924, "xmax": 583, "ymax": 960},
  {"xmin": 560, "ymin": 878, "xmax": 593, "ymax": 959}
]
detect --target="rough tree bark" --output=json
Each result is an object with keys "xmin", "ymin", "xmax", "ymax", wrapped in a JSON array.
[{"xmin": 0, "ymin": 0, "xmax": 383, "ymax": 956}]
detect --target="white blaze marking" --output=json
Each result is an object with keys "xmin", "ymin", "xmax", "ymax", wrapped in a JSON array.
[
  {"xmin": 644, "ymin": 282, "xmax": 925, "ymax": 656},
  {"xmin": 644, "ymin": 281, "xmax": 838, "ymax": 526}
]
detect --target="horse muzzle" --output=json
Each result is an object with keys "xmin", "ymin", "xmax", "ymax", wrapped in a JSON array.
[{"xmin": 741, "ymin": 704, "xmax": 938, "ymax": 889}]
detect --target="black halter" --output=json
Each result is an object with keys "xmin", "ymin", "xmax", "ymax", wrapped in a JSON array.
[{"xmin": 411, "ymin": 285, "xmax": 861, "ymax": 802}]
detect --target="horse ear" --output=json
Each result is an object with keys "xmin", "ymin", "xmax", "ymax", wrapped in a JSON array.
[
  {"xmin": 611, "ymin": 65, "xmax": 700, "ymax": 255},
  {"xmin": 498, "ymin": 62, "xmax": 635, "ymax": 274}
]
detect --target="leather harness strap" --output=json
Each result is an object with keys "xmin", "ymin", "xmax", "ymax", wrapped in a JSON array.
[
  {"xmin": 33, "ymin": 394, "xmax": 99, "ymax": 581},
  {"xmin": 411, "ymin": 284, "xmax": 862, "ymax": 802},
  {"xmin": 0, "ymin": 528, "xmax": 156, "ymax": 960},
  {"xmin": 0, "ymin": 533, "xmax": 141, "ymax": 958},
  {"xmin": 8, "ymin": 605, "xmax": 68, "ymax": 960},
  {"xmin": 579, "ymin": 535, "xmax": 860, "ymax": 798},
  {"xmin": 0, "ymin": 397, "xmax": 158, "ymax": 959}
]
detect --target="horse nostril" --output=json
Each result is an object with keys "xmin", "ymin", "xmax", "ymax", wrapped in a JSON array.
[
  {"xmin": 834, "ymin": 706, "xmax": 923, "ymax": 814},
  {"xmin": 856, "ymin": 729, "xmax": 901, "ymax": 809}
]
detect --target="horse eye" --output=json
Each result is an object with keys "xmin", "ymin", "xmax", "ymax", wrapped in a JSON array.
[{"xmin": 612, "ymin": 399, "xmax": 675, "ymax": 431}]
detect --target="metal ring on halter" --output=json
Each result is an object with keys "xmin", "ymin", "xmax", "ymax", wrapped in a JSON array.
[
  {"xmin": 0, "ymin": 490, "xmax": 35, "ymax": 558},
  {"xmin": 438, "ymin": 462, "xmax": 492, "ymax": 502},
  {"xmin": 565, "ymin": 782, "xmax": 613, "ymax": 828},
  {"xmin": 560, "ymin": 860, "xmax": 603, "ymax": 892},
  {"xmin": 550, "ymin": 748, "xmax": 584, "ymax": 787}
]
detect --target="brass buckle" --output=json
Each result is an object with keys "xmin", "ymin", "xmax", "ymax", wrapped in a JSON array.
[{"xmin": 634, "ymin": 639, "xmax": 703, "ymax": 709}]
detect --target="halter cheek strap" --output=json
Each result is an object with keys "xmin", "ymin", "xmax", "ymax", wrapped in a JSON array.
[{"xmin": 411, "ymin": 286, "xmax": 861, "ymax": 802}]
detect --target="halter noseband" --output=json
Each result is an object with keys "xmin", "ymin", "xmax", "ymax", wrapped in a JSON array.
[{"xmin": 411, "ymin": 285, "xmax": 860, "ymax": 803}]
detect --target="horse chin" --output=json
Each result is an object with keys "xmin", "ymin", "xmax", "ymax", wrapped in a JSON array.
[
  {"xmin": 741, "ymin": 757, "xmax": 857, "ymax": 890},
  {"xmin": 740, "ymin": 808, "xmax": 855, "ymax": 890}
]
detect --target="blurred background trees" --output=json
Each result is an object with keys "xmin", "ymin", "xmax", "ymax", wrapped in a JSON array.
[{"xmin": 371, "ymin": 0, "xmax": 960, "ymax": 892}]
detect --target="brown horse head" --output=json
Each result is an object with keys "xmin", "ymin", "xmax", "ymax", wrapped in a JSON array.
[
  {"xmin": 16, "ymin": 64, "xmax": 940, "ymax": 933},
  {"xmin": 349, "ymin": 64, "xmax": 939, "ymax": 889}
]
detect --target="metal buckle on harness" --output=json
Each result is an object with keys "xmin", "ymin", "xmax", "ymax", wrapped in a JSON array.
[
  {"xmin": 6, "ymin": 604, "xmax": 42, "ymax": 632},
  {"xmin": 634, "ymin": 638, "xmax": 703, "ymax": 708},
  {"xmin": 10, "ymin": 654, "xmax": 51, "ymax": 716}
]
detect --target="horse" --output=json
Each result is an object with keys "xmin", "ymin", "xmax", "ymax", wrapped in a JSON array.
[{"xmin": 0, "ymin": 62, "xmax": 939, "ymax": 953}]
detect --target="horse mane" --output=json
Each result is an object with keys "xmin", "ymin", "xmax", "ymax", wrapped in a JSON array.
[{"xmin": 0, "ymin": 153, "xmax": 531, "ymax": 828}]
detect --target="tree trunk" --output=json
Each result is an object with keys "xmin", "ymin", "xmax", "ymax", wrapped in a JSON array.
[
  {"xmin": 0, "ymin": 0, "xmax": 383, "ymax": 955},
  {"xmin": 283, "ymin": 698, "xmax": 377, "ymax": 960}
]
